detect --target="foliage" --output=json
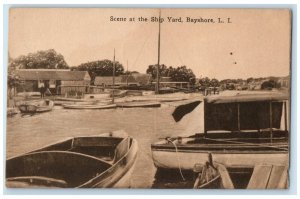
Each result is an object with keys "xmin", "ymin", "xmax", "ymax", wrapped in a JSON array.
[
  {"xmin": 146, "ymin": 64, "xmax": 196, "ymax": 85},
  {"xmin": 76, "ymin": 59, "xmax": 125, "ymax": 84},
  {"xmin": 9, "ymin": 49, "xmax": 69, "ymax": 69},
  {"xmin": 198, "ymin": 77, "xmax": 220, "ymax": 89},
  {"xmin": 261, "ymin": 80, "xmax": 277, "ymax": 90},
  {"xmin": 7, "ymin": 73, "xmax": 20, "ymax": 89},
  {"xmin": 198, "ymin": 77, "xmax": 211, "ymax": 88},
  {"xmin": 210, "ymin": 78, "xmax": 220, "ymax": 87}
]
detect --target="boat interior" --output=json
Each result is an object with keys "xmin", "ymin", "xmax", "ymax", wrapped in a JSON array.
[
  {"xmin": 6, "ymin": 136, "xmax": 131, "ymax": 188},
  {"xmin": 200, "ymin": 164, "xmax": 288, "ymax": 189}
]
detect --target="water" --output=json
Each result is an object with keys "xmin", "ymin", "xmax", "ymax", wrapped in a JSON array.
[{"xmin": 6, "ymin": 104, "xmax": 192, "ymax": 188}]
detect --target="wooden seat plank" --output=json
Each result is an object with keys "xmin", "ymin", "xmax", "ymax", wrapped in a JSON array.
[
  {"xmin": 247, "ymin": 165, "xmax": 272, "ymax": 189},
  {"xmin": 267, "ymin": 165, "xmax": 288, "ymax": 189}
]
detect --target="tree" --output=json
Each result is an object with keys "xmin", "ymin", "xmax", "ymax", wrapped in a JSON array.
[
  {"xmin": 76, "ymin": 59, "xmax": 125, "ymax": 84},
  {"xmin": 246, "ymin": 77, "xmax": 254, "ymax": 83},
  {"xmin": 9, "ymin": 49, "xmax": 69, "ymax": 69},
  {"xmin": 210, "ymin": 78, "xmax": 220, "ymax": 87},
  {"xmin": 146, "ymin": 64, "xmax": 168, "ymax": 79},
  {"xmin": 146, "ymin": 64, "xmax": 196, "ymax": 85},
  {"xmin": 7, "ymin": 59, "xmax": 20, "ymax": 98},
  {"xmin": 170, "ymin": 66, "xmax": 196, "ymax": 84},
  {"xmin": 199, "ymin": 77, "xmax": 211, "ymax": 88},
  {"xmin": 261, "ymin": 80, "xmax": 276, "ymax": 90}
]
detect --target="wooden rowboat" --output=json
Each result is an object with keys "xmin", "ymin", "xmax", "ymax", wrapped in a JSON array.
[
  {"xmin": 7, "ymin": 107, "xmax": 19, "ymax": 117},
  {"xmin": 62, "ymin": 103, "xmax": 116, "ymax": 109},
  {"xmin": 18, "ymin": 100, "xmax": 54, "ymax": 114},
  {"xmin": 116, "ymin": 101, "xmax": 161, "ymax": 108},
  {"xmin": 6, "ymin": 131, "xmax": 138, "ymax": 188}
]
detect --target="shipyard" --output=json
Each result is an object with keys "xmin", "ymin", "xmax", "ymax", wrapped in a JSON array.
[{"xmin": 5, "ymin": 8, "xmax": 291, "ymax": 190}]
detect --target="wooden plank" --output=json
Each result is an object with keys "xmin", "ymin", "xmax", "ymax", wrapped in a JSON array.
[
  {"xmin": 284, "ymin": 101, "xmax": 288, "ymax": 131},
  {"xmin": 217, "ymin": 164, "xmax": 234, "ymax": 189},
  {"xmin": 270, "ymin": 102, "xmax": 273, "ymax": 143},
  {"xmin": 237, "ymin": 103, "xmax": 240, "ymax": 132},
  {"xmin": 247, "ymin": 165, "xmax": 272, "ymax": 189},
  {"xmin": 267, "ymin": 165, "xmax": 288, "ymax": 189}
]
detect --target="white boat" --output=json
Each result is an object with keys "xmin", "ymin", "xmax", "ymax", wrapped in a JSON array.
[{"xmin": 151, "ymin": 93, "xmax": 289, "ymax": 170}]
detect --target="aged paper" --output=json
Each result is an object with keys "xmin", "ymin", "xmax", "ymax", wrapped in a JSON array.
[{"xmin": 6, "ymin": 8, "xmax": 291, "ymax": 189}]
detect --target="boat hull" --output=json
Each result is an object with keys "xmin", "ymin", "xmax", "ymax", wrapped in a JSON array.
[
  {"xmin": 93, "ymin": 139, "xmax": 138, "ymax": 188},
  {"xmin": 151, "ymin": 149, "xmax": 288, "ymax": 170},
  {"xmin": 18, "ymin": 100, "xmax": 54, "ymax": 113},
  {"xmin": 62, "ymin": 103, "xmax": 116, "ymax": 109},
  {"xmin": 6, "ymin": 133, "xmax": 138, "ymax": 188},
  {"xmin": 116, "ymin": 101, "xmax": 161, "ymax": 108}
]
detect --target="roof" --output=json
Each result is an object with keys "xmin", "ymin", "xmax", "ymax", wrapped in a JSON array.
[
  {"xmin": 94, "ymin": 73, "xmax": 151, "ymax": 85},
  {"xmin": 153, "ymin": 77, "xmax": 189, "ymax": 83},
  {"xmin": 94, "ymin": 76, "xmax": 122, "ymax": 85},
  {"xmin": 16, "ymin": 70, "xmax": 90, "ymax": 81},
  {"xmin": 205, "ymin": 93, "xmax": 289, "ymax": 104}
]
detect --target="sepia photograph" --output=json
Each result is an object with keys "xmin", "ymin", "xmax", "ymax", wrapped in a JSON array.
[{"xmin": 5, "ymin": 8, "xmax": 291, "ymax": 189}]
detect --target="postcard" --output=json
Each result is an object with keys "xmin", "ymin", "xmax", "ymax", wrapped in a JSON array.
[{"xmin": 6, "ymin": 8, "xmax": 291, "ymax": 189}]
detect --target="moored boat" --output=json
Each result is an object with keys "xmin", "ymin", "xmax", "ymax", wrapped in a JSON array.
[
  {"xmin": 6, "ymin": 131, "xmax": 138, "ymax": 188},
  {"xmin": 151, "ymin": 93, "xmax": 289, "ymax": 170},
  {"xmin": 62, "ymin": 103, "xmax": 116, "ymax": 109},
  {"xmin": 116, "ymin": 101, "xmax": 161, "ymax": 108},
  {"xmin": 18, "ymin": 100, "xmax": 54, "ymax": 114},
  {"xmin": 7, "ymin": 107, "xmax": 19, "ymax": 117}
]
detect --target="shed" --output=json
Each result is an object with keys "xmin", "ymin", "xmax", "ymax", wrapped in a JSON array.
[{"xmin": 16, "ymin": 69, "xmax": 91, "ymax": 95}]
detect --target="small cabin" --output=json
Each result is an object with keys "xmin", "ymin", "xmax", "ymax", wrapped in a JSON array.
[
  {"xmin": 203, "ymin": 93, "xmax": 289, "ymax": 136},
  {"xmin": 16, "ymin": 69, "xmax": 91, "ymax": 95}
]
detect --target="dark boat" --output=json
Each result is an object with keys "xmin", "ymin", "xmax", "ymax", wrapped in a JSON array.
[
  {"xmin": 151, "ymin": 93, "xmax": 289, "ymax": 170},
  {"xmin": 6, "ymin": 131, "xmax": 138, "ymax": 188},
  {"xmin": 18, "ymin": 100, "xmax": 54, "ymax": 114},
  {"xmin": 116, "ymin": 101, "xmax": 161, "ymax": 108}
]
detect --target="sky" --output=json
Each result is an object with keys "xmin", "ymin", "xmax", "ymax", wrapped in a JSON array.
[{"xmin": 9, "ymin": 8, "xmax": 291, "ymax": 79}]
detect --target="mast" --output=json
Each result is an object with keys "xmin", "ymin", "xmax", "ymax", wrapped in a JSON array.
[
  {"xmin": 112, "ymin": 48, "xmax": 115, "ymax": 103},
  {"xmin": 126, "ymin": 60, "xmax": 129, "ymax": 86},
  {"xmin": 155, "ymin": 9, "xmax": 161, "ymax": 94}
]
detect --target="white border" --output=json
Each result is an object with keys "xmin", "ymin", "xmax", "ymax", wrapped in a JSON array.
[{"xmin": 0, "ymin": 0, "xmax": 298, "ymax": 199}]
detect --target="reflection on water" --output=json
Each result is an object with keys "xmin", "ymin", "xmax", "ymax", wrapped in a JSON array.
[{"xmin": 6, "ymin": 105, "xmax": 191, "ymax": 188}]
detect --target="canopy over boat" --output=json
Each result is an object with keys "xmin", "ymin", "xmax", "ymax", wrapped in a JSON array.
[
  {"xmin": 204, "ymin": 93, "xmax": 289, "ymax": 132},
  {"xmin": 171, "ymin": 92, "xmax": 289, "ymax": 133},
  {"xmin": 205, "ymin": 93, "xmax": 288, "ymax": 104}
]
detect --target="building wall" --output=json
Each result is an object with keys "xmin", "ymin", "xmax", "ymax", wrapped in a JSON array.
[{"xmin": 60, "ymin": 80, "xmax": 90, "ymax": 95}]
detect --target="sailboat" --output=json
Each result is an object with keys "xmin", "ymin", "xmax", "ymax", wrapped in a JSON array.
[{"xmin": 61, "ymin": 50, "xmax": 118, "ymax": 109}]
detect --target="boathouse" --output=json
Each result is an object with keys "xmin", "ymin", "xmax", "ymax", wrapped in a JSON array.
[{"xmin": 15, "ymin": 69, "xmax": 91, "ymax": 95}]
